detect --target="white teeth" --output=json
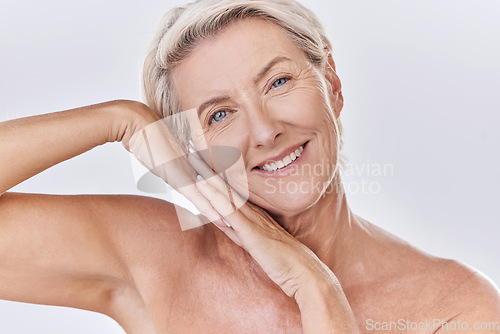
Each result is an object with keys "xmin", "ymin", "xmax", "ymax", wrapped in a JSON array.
[
  {"xmin": 260, "ymin": 144, "xmax": 305, "ymax": 171},
  {"xmin": 282, "ymin": 155, "xmax": 292, "ymax": 165}
]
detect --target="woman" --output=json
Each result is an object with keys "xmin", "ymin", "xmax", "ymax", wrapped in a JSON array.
[{"xmin": 0, "ymin": 0, "xmax": 499, "ymax": 333}]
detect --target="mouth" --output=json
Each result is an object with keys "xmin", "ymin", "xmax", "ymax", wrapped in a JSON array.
[{"xmin": 253, "ymin": 141, "xmax": 308, "ymax": 172}]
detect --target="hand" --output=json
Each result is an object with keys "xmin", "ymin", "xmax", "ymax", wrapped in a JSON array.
[
  {"xmin": 189, "ymin": 150, "xmax": 360, "ymax": 333},
  {"xmin": 116, "ymin": 101, "xmax": 224, "ymax": 229},
  {"xmin": 124, "ymin": 118, "xmax": 358, "ymax": 331},
  {"xmin": 188, "ymin": 150, "xmax": 335, "ymax": 299}
]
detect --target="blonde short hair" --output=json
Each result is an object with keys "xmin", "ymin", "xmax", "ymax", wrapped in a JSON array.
[{"xmin": 142, "ymin": 0, "xmax": 344, "ymax": 153}]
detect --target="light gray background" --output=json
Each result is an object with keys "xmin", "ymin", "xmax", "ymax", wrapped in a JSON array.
[{"xmin": 1, "ymin": 0, "xmax": 499, "ymax": 332}]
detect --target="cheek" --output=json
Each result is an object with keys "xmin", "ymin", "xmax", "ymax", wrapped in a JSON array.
[
  {"xmin": 267, "ymin": 86, "xmax": 340, "ymax": 174},
  {"xmin": 267, "ymin": 85, "xmax": 332, "ymax": 130},
  {"xmin": 203, "ymin": 120, "xmax": 249, "ymax": 151}
]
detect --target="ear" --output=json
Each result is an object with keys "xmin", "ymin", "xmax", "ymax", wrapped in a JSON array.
[{"xmin": 324, "ymin": 52, "xmax": 343, "ymax": 119}]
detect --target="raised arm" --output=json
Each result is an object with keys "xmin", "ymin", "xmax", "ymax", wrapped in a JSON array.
[
  {"xmin": 0, "ymin": 100, "xmax": 157, "ymax": 195},
  {"xmin": 0, "ymin": 101, "xmax": 162, "ymax": 331}
]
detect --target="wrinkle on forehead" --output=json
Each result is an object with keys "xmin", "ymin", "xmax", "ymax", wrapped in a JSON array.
[{"xmin": 171, "ymin": 18, "xmax": 316, "ymax": 111}]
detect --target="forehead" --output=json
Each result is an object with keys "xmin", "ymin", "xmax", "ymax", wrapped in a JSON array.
[{"xmin": 172, "ymin": 18, "xmax": 309, "ymax": 110}]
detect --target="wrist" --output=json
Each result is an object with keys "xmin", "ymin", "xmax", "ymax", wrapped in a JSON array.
[
  {"xmin": 105, "ymin": 100, "xmax": 159, "ymax": 146},
  {"xmin": 294, "ymin": 273, "xmax": 339, "ymax": 310},
  {"xmin": 294, "ymin": 275, "xmax": 360, "ymax": 334}
]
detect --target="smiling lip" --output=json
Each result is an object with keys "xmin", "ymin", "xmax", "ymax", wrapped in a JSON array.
[{"xmin": 253, "ymin": 141, "xmax": 308, "ymax": 170}]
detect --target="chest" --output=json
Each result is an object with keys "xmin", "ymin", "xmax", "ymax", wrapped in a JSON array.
[
  {"xmin": 165, "ymin": 271, "xmax": 303, "ymax": 333},
  {"xmin": 131, "ymin": 257, "xmax": 303, "ymax": 333}
]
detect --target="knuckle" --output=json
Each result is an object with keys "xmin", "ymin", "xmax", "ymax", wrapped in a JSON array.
[
  {"xmin": 205, "ymin": 186, "xmax": 218, "ymax": 199},
  {"xmin": 219, "ymin": 201, "xmax": 235, "ymax": 217}
]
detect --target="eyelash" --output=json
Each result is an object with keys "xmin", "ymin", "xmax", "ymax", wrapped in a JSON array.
[{"xmin": 207, "ymin": 76, "xmax": 291, "ymax": 125}]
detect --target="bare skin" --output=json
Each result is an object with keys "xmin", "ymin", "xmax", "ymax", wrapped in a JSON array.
[
  {"xmin": 0, "ymin": 19, "xmax": 499, "ymax": 334},
  {"xmin": 1, "ymin": 192, "xmax": 497, "ymax": 333}
]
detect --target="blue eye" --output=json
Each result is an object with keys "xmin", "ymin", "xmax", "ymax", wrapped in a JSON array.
[
  {"xmin": 211, "ymin": 110, "xmax": 227, "ymax": 123},
  {"xmin": 272, "ymin": 77, "xmax": 288, "ymax": 88}
]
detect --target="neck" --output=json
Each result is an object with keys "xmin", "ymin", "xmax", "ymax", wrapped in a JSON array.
[{"xmin": 270, "ymin": 174, "xmax": 360, "ymax": 278}]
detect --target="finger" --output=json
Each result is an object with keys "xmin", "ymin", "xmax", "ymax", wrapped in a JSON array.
[
  {"xmin": 211, "ymin": 219, "xmax": 243, "ymax": 246},
  {"xmin": 157, "ymin": 157, "xmax": 229, "ymax": 230},
  {"xmin": 177, "ymin": 182, "xmax": 229, "ymax": 229},
  {"xmin": 195, "ymin": 175, "xmax": 270, "ymax": 251},
  {"xmin": 189, "ymin": 152, "xmax": 247, "ymax": 210},
  {"xmin": 187, "ymin": 149, "xmax": 219, "ymax": 184},
  {"xmin": 196, "ymin": 174, "xmax": 249, "ymax": 227},
  {"xmin": 188, "ymin": 152, "xmax": 237, "ymax": 205},
  {"xmin": 127, "ymin": 115, "xmax": 234, "ymax": 230},
  {"xmin": 188, "ymin": 144, "xmax": 249, "ymax": 204}
]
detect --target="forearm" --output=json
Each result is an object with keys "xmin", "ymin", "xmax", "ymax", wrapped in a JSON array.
[
  {"xmin": 0, "ymin": 100, "xmax": 132, "ymax": 194},
  {"xmin": 296, "ymin": 277, "xmax": 360, "ymax": 334}
]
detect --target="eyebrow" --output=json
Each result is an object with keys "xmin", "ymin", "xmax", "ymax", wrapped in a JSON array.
[
  {"xmin": 253, "ymin": 56, "xmax": 292, "ymax": 83},
  {"xmin": 197, "ymin": 95, "xmax": 232, "ymax": 117},
  {"xmin": 197, "ymin": 56, "xmax": 292, "ymax": 117}
]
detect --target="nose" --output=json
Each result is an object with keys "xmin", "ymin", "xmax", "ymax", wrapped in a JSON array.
[{"xmin": 246, "ymin": 102, "xmax": 285, "ymax": 148}]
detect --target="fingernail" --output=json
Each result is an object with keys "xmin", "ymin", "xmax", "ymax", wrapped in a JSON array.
[
  {"xmin": 188, "ymin": 140, "xmax": 196, "ymax": 152},
  {"xmin": 221, "ymin": 217, "xmax": 232, "ymax": 228},
  {"xmin": 188, "ymin": 143, "xmax": 202, "ymax": 159},
  {"xmin": 196, "ymin": 174, "xmax": 207, "ymax": 185}
]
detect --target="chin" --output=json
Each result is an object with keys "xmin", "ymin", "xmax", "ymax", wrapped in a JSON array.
[{"xmin": 250, "ymin": 180, "xmax": 329, "ymax": 216}]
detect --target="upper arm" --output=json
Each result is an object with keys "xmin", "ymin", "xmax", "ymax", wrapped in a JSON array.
[{"xmin": 0, "ymin": 192, "xmax": 196, "ymax": 318}]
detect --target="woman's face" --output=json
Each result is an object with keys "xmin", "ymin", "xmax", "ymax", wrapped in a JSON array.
[{"xmin": 173, "ymin": 18, "xmax": 343, "ymax": 217}]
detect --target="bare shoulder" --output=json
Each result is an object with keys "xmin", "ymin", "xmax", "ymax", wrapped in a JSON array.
[
  {"xmin": 433, "ymin": 259, "xmax": 500, "ymax": 321},
  {"xmin": 358, "ymin": 217, "xmax": 499, "ymax": 297},
  {"xmin": 79, "ymin": 194, "xmax": 220, "ymax": 332},
  {"xmin": 89, "ymin": 194, "xmax": 215, "ymax": 264},
  {"xmin": 0, "ymin": 192, "xmax": 215, "ymax": 329},
  {"xmin": 354, "ymin": 217, "xmax": 500, "ymax": 329},
  {"xmin": 407, "ymin": 258, "xmax": 500, "ymax": 333}
]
